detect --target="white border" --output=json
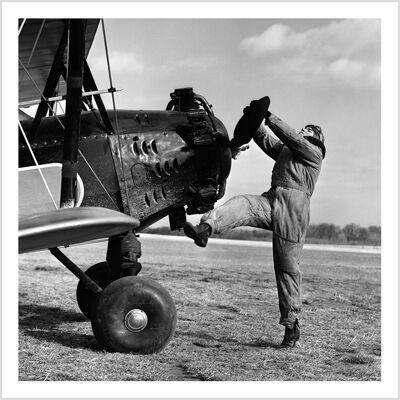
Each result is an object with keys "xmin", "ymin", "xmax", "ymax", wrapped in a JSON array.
[{"xmin": 2, "ymin": 2, "xmax": 398, "ymax": 398}]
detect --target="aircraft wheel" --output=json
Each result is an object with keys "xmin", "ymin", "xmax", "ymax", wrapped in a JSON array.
[
  {"xmin": 76, "ymin": 262, "xmax": 113, "ymax": 320},
  {"xmin": 91, "ymin": 276, "xmax": 176, "ymax": 354}
]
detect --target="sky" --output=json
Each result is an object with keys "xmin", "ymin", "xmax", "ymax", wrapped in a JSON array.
[{"xmin": 87, "ymin": 18, "xmax": 381, "ymax": 228}]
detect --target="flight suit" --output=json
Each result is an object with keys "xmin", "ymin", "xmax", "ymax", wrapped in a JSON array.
[{"xmin": 200, "ymin": 112, "xmax": 324, "ymax": 327}]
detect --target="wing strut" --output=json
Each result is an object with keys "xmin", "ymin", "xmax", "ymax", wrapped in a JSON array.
[
  {"xmin": 29, "ymin": 22, "xmax": 68, "ymax": 142},
  {"xmin": 83, "ymin": 60, "xmax": 114, "ymax": 133},
  {"xmin": 60, "ymin": 19, "xmax": 87, "ymax": 208},
  {"xmin": 101, "ymin": 19, "xmax": 131, "ymax": 215},
  {"xmin": 50, "ymin": 247, "xmax": 103, "ymax": 293}
]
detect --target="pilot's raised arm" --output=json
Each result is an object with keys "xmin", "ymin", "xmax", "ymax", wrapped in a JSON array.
[
  {"xmin": 252, "ymin": 125, "xmax": 284, "ymax": 160},
  {"xmin": 264, "ymin": 112, "xmax": 324, "ymax": 167}
]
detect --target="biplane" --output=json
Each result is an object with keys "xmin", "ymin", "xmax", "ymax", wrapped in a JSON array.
[{"xmin": 18, "ymin": 19, "xmax": 232, "ymax": 354}]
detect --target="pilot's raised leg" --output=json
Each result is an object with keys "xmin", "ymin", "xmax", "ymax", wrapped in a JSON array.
[{"xmin": 184, "ymin": 193, "xmax": 272, "ymax": 247}]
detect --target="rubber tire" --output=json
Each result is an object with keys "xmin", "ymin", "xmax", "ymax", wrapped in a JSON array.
[
  {"xmin": 91, "ymin": 276, "xmax": 177, "ymax": 354},
  {"xmin": 76, "ymin": 262, "xmax": 114, "ymax": 320}
]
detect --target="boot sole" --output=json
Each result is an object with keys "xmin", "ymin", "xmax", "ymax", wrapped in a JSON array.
[{"xmin": 183, "ymin": 223, "xmax": 207, "ymax": 248}]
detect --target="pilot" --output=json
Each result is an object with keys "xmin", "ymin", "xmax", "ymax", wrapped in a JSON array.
[{"xmin": 184, "ymin": 96, "xmax": 326, "ymax": 348}]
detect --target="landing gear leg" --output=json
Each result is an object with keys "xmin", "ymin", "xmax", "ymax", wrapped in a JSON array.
[
  {"xmin": 106, "ymin": 230, "xmax": 142, "ymax": 279},
  {"xmin": 92, "ymin": 232, "xmax": 176, "ymax": 354},
  {"xmin": 76, "ymin": 231, "xmax": 142, "ymax": 319}
]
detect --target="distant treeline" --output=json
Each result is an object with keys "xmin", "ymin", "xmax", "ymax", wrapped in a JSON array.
[{"xmin": 142, "ymin": 223, "xmax": 381, "ymax": 246}]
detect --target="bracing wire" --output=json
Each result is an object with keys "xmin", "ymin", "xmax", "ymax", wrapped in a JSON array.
[
  {"xmin": 19, "ymin": 121, "xmax": 59, "ymax": 210},
  {"xmin": 18, "ymin": 57, "xmax": 119, "ymax": 210},
  {"xmin": 76, "ymin": 150, "xmax": 119, "ymax": 209},
  {"xmin": 58, "ymin": 101, "xmax": 65, "ymax": 114},
  {"xmin": 19, "ymin": 58, "xmax": 54, "ymax": 109},
  {"xmin": 54, "ymin": 79, "xmax": 60, "ymax": 115},
  {"xmin": 19, "ymin": 19, "xmax": 46, "ymax": 88},
  {"xmin": 18, "ymin": 19, "xmax": 27, "ymax": 36},
  {"xmin": 101, "ymin": 19, "xmax": 131, "ymax": 215}
]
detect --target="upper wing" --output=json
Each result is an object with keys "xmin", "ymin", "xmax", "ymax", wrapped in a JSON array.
[{"xmin": 19, "ymin": 19, "xmax": 99, "ymax": 104}]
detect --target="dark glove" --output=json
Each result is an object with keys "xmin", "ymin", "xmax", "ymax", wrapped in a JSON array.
[
  {"xmin": 232, "ymin": 96, "xmax": 270, "ymax": 147},
  {"xmin": 230, "ymin": 141, "xmax": 249, "ymax": 160}
]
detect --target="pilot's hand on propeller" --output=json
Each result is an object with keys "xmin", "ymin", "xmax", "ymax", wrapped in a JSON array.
[{"xmin": 230, "ymin": 144, "xmax": 250, "ymax": 160}]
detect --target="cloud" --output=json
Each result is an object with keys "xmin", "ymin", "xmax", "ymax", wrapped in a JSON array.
[
  {"xmin": 89, "ymin": 51, "xmax": 222, "ymax": 78},
  {"xmin": 240, "ymin": 23, "xmax": 299, "ymax": 56},
  {"xmin": 239, "ymin": 19, "xmax": 380, "ymax": 88},
  {"xmin": 89, "ymin": 51, "xmax": 145, "ymax": 75},
  {"xmin": 156, "ymin": 55, "xmax": 223, "ymax": 75}
]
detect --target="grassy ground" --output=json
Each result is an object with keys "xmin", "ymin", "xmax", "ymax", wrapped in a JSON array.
[{"xmin": 18, "ymin": 235, "xmax": 381, "ymax": 381}]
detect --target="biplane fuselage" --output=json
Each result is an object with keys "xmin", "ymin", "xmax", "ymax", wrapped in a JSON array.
[{"xmin": 19, "ymin": 108, "xmax": 230, "ymax": 230}]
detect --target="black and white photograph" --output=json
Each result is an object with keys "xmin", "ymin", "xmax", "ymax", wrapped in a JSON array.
[{"xmin": 2, "ymin": 1, "xmax": 399, "ymax": 398}]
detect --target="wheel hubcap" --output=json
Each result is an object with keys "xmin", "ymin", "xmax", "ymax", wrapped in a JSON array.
[{"xmin": 124, "ymin": 309, "xmax": 148, "ymax": 332}]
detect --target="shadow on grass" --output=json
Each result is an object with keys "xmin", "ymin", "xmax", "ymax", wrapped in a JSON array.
[
  {"xmin": 246, "ymin": 340, "xmax": 281, "ymax": 349},
  {"xmin": 177, "ymin": 330, "xmax": 281, "ymax": 349},
  {"xmin": 19, "ymin": 303, "xmax": 99, "ymax": 351}
]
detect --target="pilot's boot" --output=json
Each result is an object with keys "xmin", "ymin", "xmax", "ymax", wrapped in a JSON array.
[
  {"xmin": 184, "ymin": 222, "xmax": 211, "ymax": 248},
  {"xmin": 280, "ymin": 318, "xmax": 300, "ymax": 348}
]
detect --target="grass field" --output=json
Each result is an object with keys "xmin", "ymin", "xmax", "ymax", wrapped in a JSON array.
[{"xmin": 18, "ymin": 234, "xmax": 381, "ymax": 381}]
